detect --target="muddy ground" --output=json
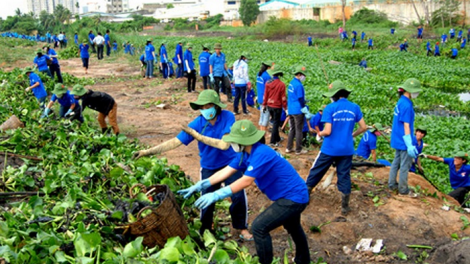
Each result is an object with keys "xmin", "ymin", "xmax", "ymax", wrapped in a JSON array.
[{"xmin": 7, "ymin": 49, "xmax": 470, "ymax": 263}]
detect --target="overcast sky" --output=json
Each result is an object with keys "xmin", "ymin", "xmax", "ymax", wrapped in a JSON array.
[{"xmin": 0, "ymin": 0, "xmax": 27, "ymax": 19}]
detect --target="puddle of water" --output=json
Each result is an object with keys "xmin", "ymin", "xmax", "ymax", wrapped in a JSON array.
[{"xmin": 459, "ymin": 92, "xmax": 470, "ymax": 103}]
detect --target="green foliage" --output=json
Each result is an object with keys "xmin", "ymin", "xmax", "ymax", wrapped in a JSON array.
[
  {"xmin": 348, "ymin": 8, "xmax": 392, "ymax": 25},
  {"xmin": 204, "ymin": 14, "xmax": 223, "ymax": 29},
  {"xmin": 431, "ymin": 0, "xmax": 461, "ymax": 27},
  {"xmin": 239, "ymin": 0, "xmax": 260, "ymax": 27},
  {"xmin": 167, "ymin": 3, "xmax": 175, "ymax": 9}
]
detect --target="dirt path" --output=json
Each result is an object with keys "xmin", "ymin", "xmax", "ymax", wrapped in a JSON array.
[{"xmin": 59, "ymin": 56, "xmax": 470, "ymax": 263}]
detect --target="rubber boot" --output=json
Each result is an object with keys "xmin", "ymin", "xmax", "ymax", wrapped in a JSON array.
[
  {"xmin": 341, "ymin": 193, "xmax": 351, "ymax": 215},
  {"xmin": 102, "ymin": 127, "xmax": 108, "ymax": 134},
  {"xmin": 307, "ymin": 186, "xmax": 313, "ymax": 195}
]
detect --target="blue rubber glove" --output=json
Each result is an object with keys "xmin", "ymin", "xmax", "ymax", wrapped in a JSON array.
[
  {"xmin": 65, "ymin": 109, "xmax": 73, "ymax": 117},
  {"xmin": 195, "ymin": 186, "xmax": 232, "ymax": 209},
  {"xmin": 209, "ymin": 73, "xmax": 214, "ymax": 83},
  {"xmin": 403, "ymin": 134, "xmax": 418, "ymax": 158},
  {"xmin": 300, "ymin": 107, "xmax": 313, "ymax": 119},
  {"xmin": 41, "ymin": 108, "xmax": 50, "ymax": 118},
  {"xmin": 177, "ymin": 179, "xmax": 211, "ymax": 199}
]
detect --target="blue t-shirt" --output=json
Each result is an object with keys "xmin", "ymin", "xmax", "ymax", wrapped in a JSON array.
[
  {"xmin": 199, "ymin": 51, "xmax": 211, "ymax": 77},
  {"xmin": 33, "ymin": 55, "xmax": 51, "ymax": 71},
  {"xmin": 435, "ymin": 44, "xmax": 440, "ymax": 54},
  {"xmin": 391, "ymin": 95, "xmax": 415, "ymax": 150},
  {"xmin": 140, "ymin": 54, "xmax": 145, "ymax": 62},
  {"xmin": 209, "ymin": 52, "xmax": 226, "ymax": 77},
  {"xmin": 88, "ymin": 33, "xmax": 95, "ymax": 44},
  {"xmin": 105, "ymin": 34, "xmax": 110, "ymax": 45},
  {"xmin": 159, "ymin": 45, "xmax": 167, "ymax": 63},
  {"xmin": 29, "ymin": 73, "xmax": 47, "ymax": 99},
  {"xmin": 442, "ymin": 34, "xmax": 448, "ymax": 42},
  {"xmin": 418, "ymin": 28, "xmax": 423, "ymax": 35},
  {"xmin": 355, "ymin": 130, "xmax": 377, "ymax": 159},
  {"xmin": 229, "ymin": 143, "xmax": 309, "ymax": 204},
  {"xmin": 308, "ymin": 36, "xmax": 312, "ymax": 42},
  {"xmin": 444, "ymin": 158, "xmax": 470, "ymax": 189},
  {"xmin": 51, "ymin": 90, "xmax": 78, "ymax": 109},
  {"xmin": 410, "ymin": 138, "xmax": 424, "ymax": 172},
  {"xmin": 321, "ymin": 98, "xmax": 363, "ymax": 156},
  {"xmin": 309, "ymin": 112, "xmax": 324, "ymax": 132},
  {"xmin": 368, "ymin": 39, "xmax": 373, "ymax": 46},
  {"xmin": 176, "ymin": 110, "xmax": 236, "ymax": 169},
  {"xmin": 458, "ymin": 30, "xmax": 463, "ymax": 37},
  {"xmin": 426, "ymin": 42, "xmax": 431, "ymax": 51},
  {"xmin": 175, "ymin": 44, "xmax": 183, "ymax": 62},
  {"xmin": 361, "ymin": 32, "xmax": 366, "ymax": 39},
  {"xmin": 47, "ymin": 49, "xmax": 59, "ymax": 65},
  {"xmin": 183, "ymin": 49, "xmax": 195, "ymax": 71},
  {"xmin": 79, "ymin": 44, "xmax": 90, "ymax": 58},
  {"xmin": 145, "ymin": 44, "xmax": 155, "ymax": 61},
  {"xmin": 287, "ymin": 78, "xmax": 305, "ymax": 115},
  {"xmin": 113, "ymin": 42, "xmax": 118, "ymax": 50},
  {"xmin": 256, "ymin": 71, "xmax": 271, "ymax": 105},
  {"xmin": 391, "ymin": 28, "xmax": 395, "ymax": 34},
  {"xmin": 452, "ymin": 48, "xmax": 458, "ymax": 56}
]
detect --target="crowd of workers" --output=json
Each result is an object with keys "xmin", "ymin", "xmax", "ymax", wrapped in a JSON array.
[{"xmin": 10, "ymin": 26, "xmax": 470, "ymax": 264}]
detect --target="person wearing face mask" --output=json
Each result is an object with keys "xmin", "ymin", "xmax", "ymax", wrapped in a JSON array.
[
  {"xmin": 409, "ymin": 126, "xmax": 427, "ymax": 174},
  {"xmin": 306, "ymin": 81, "xmax": 368, "ymax": 215},
  {"xmin": 42, "ymin": 83, "xmax": 83, "ymax": 123},
  {"xmin": 184, "ymin": 43, "xmax": 196, "ymax": 93},
  {"xmin": 388, "ymin": 78, "xmax": 423, "ymax": 197},
  {"xmin": 355, "ymin": 123, "xmax": 385, "ymax": 163},
  {"xmin": 179, "ymin": 120, "xmax": 310, "ymax": 264},
  {"xmin": 286, "ymin": 66, "xmax": 313, "ymax": 155},
  {"xmin": 132, "ymin": 90, "xmax": 252, "ymax": 240},
  {"xmin": 209, "ymin": 43, "xmax": 232, "ymax": 102},
  {"xmin": 232, "ymin": 53, "xmax": 251, "ymax": 115}
]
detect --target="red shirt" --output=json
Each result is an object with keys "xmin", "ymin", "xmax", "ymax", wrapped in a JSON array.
[{"xmin": 263, "ymin": 78, "xmax": 287, "ymax": 109}]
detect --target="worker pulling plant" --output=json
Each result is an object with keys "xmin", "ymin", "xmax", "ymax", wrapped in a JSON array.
[{"xmin": 355, "ymin": 123, "xmax": 386, "ymax": 163}]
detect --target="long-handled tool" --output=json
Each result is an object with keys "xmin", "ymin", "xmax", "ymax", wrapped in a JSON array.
[
  {"xmin": 315, "ymin": 44, "xmax": 329, "ymax": 84},
  {"xmin": 372, "ymin": 124, "xmax": 391, "ymax": 144}
]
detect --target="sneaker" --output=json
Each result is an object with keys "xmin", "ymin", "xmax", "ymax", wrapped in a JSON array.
[
  {"xmin": 398, "ymin": 190, "xmax": 418, "ymax": 198},
  {"xmin": 243, "ymin": 112, "xmax": 250, "ymax": 115},
  {"xmin": 285, "ymin": 149, "xmax": 293, "ymax": 153},
  {"xmin": 269, "ymin": 143, "xmax": 280, "ymax": 147},
  {"xmin": 295, "ymin": 149, "xmax": 308, "ymax": 155},
  {"xmin": 233, "ymin": 111, "xmax": 240, "ymax": 115}
]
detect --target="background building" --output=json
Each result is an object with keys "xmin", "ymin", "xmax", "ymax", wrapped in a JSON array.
[{"xmin": 27, "ymin": 0, "xmax": 79, "ymax": 16}]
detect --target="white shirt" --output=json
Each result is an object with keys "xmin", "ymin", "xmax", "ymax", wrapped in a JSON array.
[
  {"xmin": 58, "ymin": 34, "xmax": 64, "ymax": 41},
  {"xmin": 232, "ymin": 59, "xmax": 249, "ymax": 85},
  {"xmin": 93, "ymin": 35, "xmax": 105, "ymax": 45}
]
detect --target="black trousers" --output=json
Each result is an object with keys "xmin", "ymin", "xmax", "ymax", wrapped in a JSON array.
[
  {"xmin": 187, "ymin": 70, "xmax": 196, "ymax": 92},
  {"xmin": 449, "ymin": 186, "xmax": 470, "ymax": 205},
  {"xmin": 49, "ymin": 63, "xmax": 63, "ymax": 83},
  {"xmin": 202, "ymin": 76, "xmax": 209, "ymax": 90},
  {"xmin": 268, "ymin": 107, "xmax": 282, "ymax": 144},
  {"xmin": 97, "ymin": 44, "xmax": 104, "ymax": 60},
  {"xmin": 214, "ymin": 76, "xmax": 232, "ymax": 99}
]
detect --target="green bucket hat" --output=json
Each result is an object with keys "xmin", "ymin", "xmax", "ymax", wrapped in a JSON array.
[
  {"xmin": 262, "ymin": 61, "xmax": 275, "ymax": 67},
  {"xmin": 323, "ymin": 80, "xmax": 353, "ymax": 98},
  {"xmin": 36, "ymin": 49, "xmax": 43, "ymax": 54},
  {"xmin": 83, "ymin": 39, "xmax": 88, "ymax": 43},
  {"xmin": 416, "ymin": 125, "xmax": 427, "ymax": 133},
  {"xmin": 202, "ymin": 44, "xmax": 210, "ymax": 50},
  {"xmin": 71, "ymin": 84, "xmax": 87, "ymax": 96},
  {"xmin": 146, "ymin": 38, "xmax": 152, "ymax": 42},
  {"xmin": 214, "ymin": 43, "xmax": 222, "ymax": 49},
  {"xmin": 22, "ymin": 67, "xmax": 34, "ymax": 75},
  {"xmin": 398, "ymin": 78, "xmax": 422, "ymax": 93},
  {"xmin": 222, "ymin": 120, "xmax": 265, "ymax": 146},
  {"xmin": 52, "ymin": 83, "xmax": 68, "ymax": 96},
  {"xmin": 42, "ymin": 44, "xmax": 50, "ymax": 49},
  {"xmin": 241, "ymin": 52, "xmax": 251, "ymax": 60},
  {"xmin": 189, "ymin": 90, "xmax": 227, "ymax": 110},
  {"xmin": 267, "ymin": 68, "xmax": 283, "ymax": 76},
  {"xmin": 186, "ymin": 43, "xmax": 193, "ymax": 48},
  {"xmin": 293, "ymin": 65, "xmax": 307, "ymax": 75},
  {"xmin": 454, "ymin": 151, "xmax": 469, "ymax": 161}
]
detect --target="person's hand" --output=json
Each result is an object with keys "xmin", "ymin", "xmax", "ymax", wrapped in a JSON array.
[
  {"xmin": 132, "ymin": 150, "xmax": 147, "ymax": 160},
  {"xmin": 403, "ymin": 135, "xmax": 418, "ymax": 158},
  {"xmin": 187, "ymin": 69, "xmax": 191, "ymax": 74},
  {"xmin": 177, "ymin": 179, "xmax": 211, "ymax": 199},
  {"xmin": 261, "ymin": 106, "xmax": 267, "ymax": 113},
  {"xmin": 65, "ymin": 109, "xmax": 75, "ymax": 117},
  {"xmin": 209, "ymin": 73, "xmax": 214, "ymax": 83},
  {"xmin": 418, "ymin": 167, "xmax": 425, "ymax": 174},
  {"xmin": 41, "ymin": 108, "xmax": 50, "ymax": 118},
  {"xmin": 25, "ymin": 87, "xmax": 31, "ymax": 92},
  {"xmin": 309, "ymin": 128, "xmax": 315, "ymax": 133},
  {"xmin": 418, "ymin": 153, "xmax": 428, "ymax": 159},
  {"xmin": 195, "ymin": 186, "xmax": 232, "ymax": 209},
  {"xmin": 178, "ymin": 58, "xmax": 182, "ymax": 64}
]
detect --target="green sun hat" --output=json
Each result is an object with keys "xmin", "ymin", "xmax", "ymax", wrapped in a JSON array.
[
  {"xmin": 267, "ymin": 68, "xmax": 283, "ymax": 76},
  {"xmin": 71, "ymin": 84, "xmax": 87, "ymax": 96},
  {"xmin": 214, "ymin": 43, "xmax": 222, "ymax": 49},
  {"xmin": 22, "ymin": 67, "xmax": 34, "ymax": 75},
  {"xmin": 398, "ymin": 78, "xmax": 422, "ymax": 93},
  {"xmin": 202, "ymin": 43, "xmax": 210, "ymax": 50},
  {"xmin": 222, "ymin": 120, "xmax": 265, "ymax": 146},
  {"xmin": 416, "ymin": 125, "xmax": 427, "ymax": 133},
  {"xmin": 189, "ymin": 90, "xmax": 227, "ymax": 110},
  {"xmin": 262, "ymin": 61, "xmax": 275, "ymax": 67},
  {"xmin": 186, "ymin": 43, "xmax": 193, "ymax": 48},
  {"xmin": 83, "ymin": 39, "xmax": 88, "ymax": 43},
  {"xmin": 146, "ymin": 38, "xmax": 152, "ymax": 42},
  {"xmin": 323, "ymin": 80, "xmax": 353, "ymax": 98},
  {"xmin": 293, "ymin": 65, "xmax": 307, "ymax": 75},
  {"xmin": 454, "ymin": 151, "xmax": 469, "ymax": 161},
  {"xmin": 42, "ymin": 44, "xmax": 50, "ymax": 49},
  {"xmin": 36, "ymin": 48, "xmax": 43, "ymax": 54},
  {"xmin": 52, "ymin": 83, "xmax": 68, "ymax": 96},
  {"xmin": 241, "ymin": 52, "xmax": 251, "ymax": 60}
]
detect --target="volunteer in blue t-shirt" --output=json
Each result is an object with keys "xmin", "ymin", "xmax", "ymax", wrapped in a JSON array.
[
  {"xmin": 306, "ymin": 81, "xmax": 367, "ymax": 215},
  {"xmin": 368, "ymin": 37, "xmax": 373, "ymax": 50},
  {"xmin": 43, "ymin": 45, "xmax": 63, "ymax": 83},
  {"xmin": 198, "ymin": 45, "xmax": 211, "ymax": 90},
  {"xmin": 43, "ymin": 84, "xmax": 83, "ymax": 123},
  {"xmin": 451, "ymin": 47, "xmax": 458, "ymax": 59},
  {"xmin": 88, "ymin": 30, "xmax": 96, "ymax": 53},
  {"xmin": 175, "ymin": 41, "xmax": 184, "ymax": 78},
  {"xmin": 287, "ymin": 66, "xmax": 313, "ymax": 155},
  {"xmin": 409, "ymin": 126, "xmax": 426, "ymax": 174},
  {"xmin": 434, "ymin": 42, "xmax": 441, "ymax": 56},
  {"xmin": 132, "ymin": 90, "xmax": 251, "ymax": 240},
  {"xmin": 422, "ymin": 151, "xmax": 470, "ymax": 205},
  {"xmin": 184, "ymin": 43, "xmax": 196, "ymax": 93},
  {"xmin": 417, "ymin": 26, "xmax": 423, "ymax": 41},
  {"xmin": 144, "ymin": 39, "xmax": 155, "ymax": 79},
  {"xmin": 388, "ymin": 78, "xmax": 423, "ymax": 197},
  {"xmin": 79, "ymin": 39, "xmax": 90, "ymax": 74},
  {"xmin": 159, "ymin": 42, "xmax": 169, "ymax": 79},
  {"xmin": 426, "ymin": 41, "xmax": 432, "ymax": 56},
  {"xmin": 307, "ymin": 36, "xmax": 312, "ymax": 46},
  {"xmin": 308, "ymin": 107, "xmax": 324, "ymax": 137},
  {"xmin": 355, "ymin": 123, "xmax": 385, "ymax": 162},
  {"xmin": 105, "ymin": 30, "xmax": 111, "ymax": 57},
  {"xmin": 179, "ymin": 120, "xmax": 310, "ymax": 264},
  {"xmin": 361, "ymin": 31, "xmax": 366, "ymax": 42},
  {"xmin": 257, "ymin": 61, "xmax": 273, "ymax": 131},
  {"xmin": 33, "ymin": 49, "xmax": 52, "ymax": 77},
  {"xmin": 209, "ymin": 43, "xmax": 232, "ymax": 102},
  {"xmin": 24, "ymin": 67, "xmax": 48, "ymax": 108}
]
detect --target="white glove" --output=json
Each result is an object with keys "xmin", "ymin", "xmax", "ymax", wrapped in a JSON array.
[
  {"xmin": 187, "ymin": 69, "xmax": 191, "ymax": 74},
  {"xmin": 418, "ymin": 153, "xmax": 427, "ymax": 158},
  {"xmin": 25, "ymin": 87, "xmax": 31, "ymax": 92},
  {"xmin": 178, "ymin": 58, "xmax": 182, "ymax": 64},
  {"xmin": 316, "ymin": 134, "xmax": 323, "ymax": 143}
]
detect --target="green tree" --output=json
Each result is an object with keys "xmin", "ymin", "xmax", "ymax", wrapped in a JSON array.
[
  {"xmin": 167, "ymin": 4, "xmax": 174, "ymax": 9},
  {"xmin": 239, "ymin": 0, "xmax": 260, "ymax": 27},
  {"xmin": 54, "ymin": 4, "xmax": 72, "ymax": 24}
]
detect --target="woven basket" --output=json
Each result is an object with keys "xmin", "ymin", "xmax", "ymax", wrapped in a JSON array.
[
  {"xmin": 0, "ymin": 115, "xmax": 24, "ymax": 131},
  {"xmin": 128, "ymin": 184, "xmax": 189, "ymax": 248}
]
